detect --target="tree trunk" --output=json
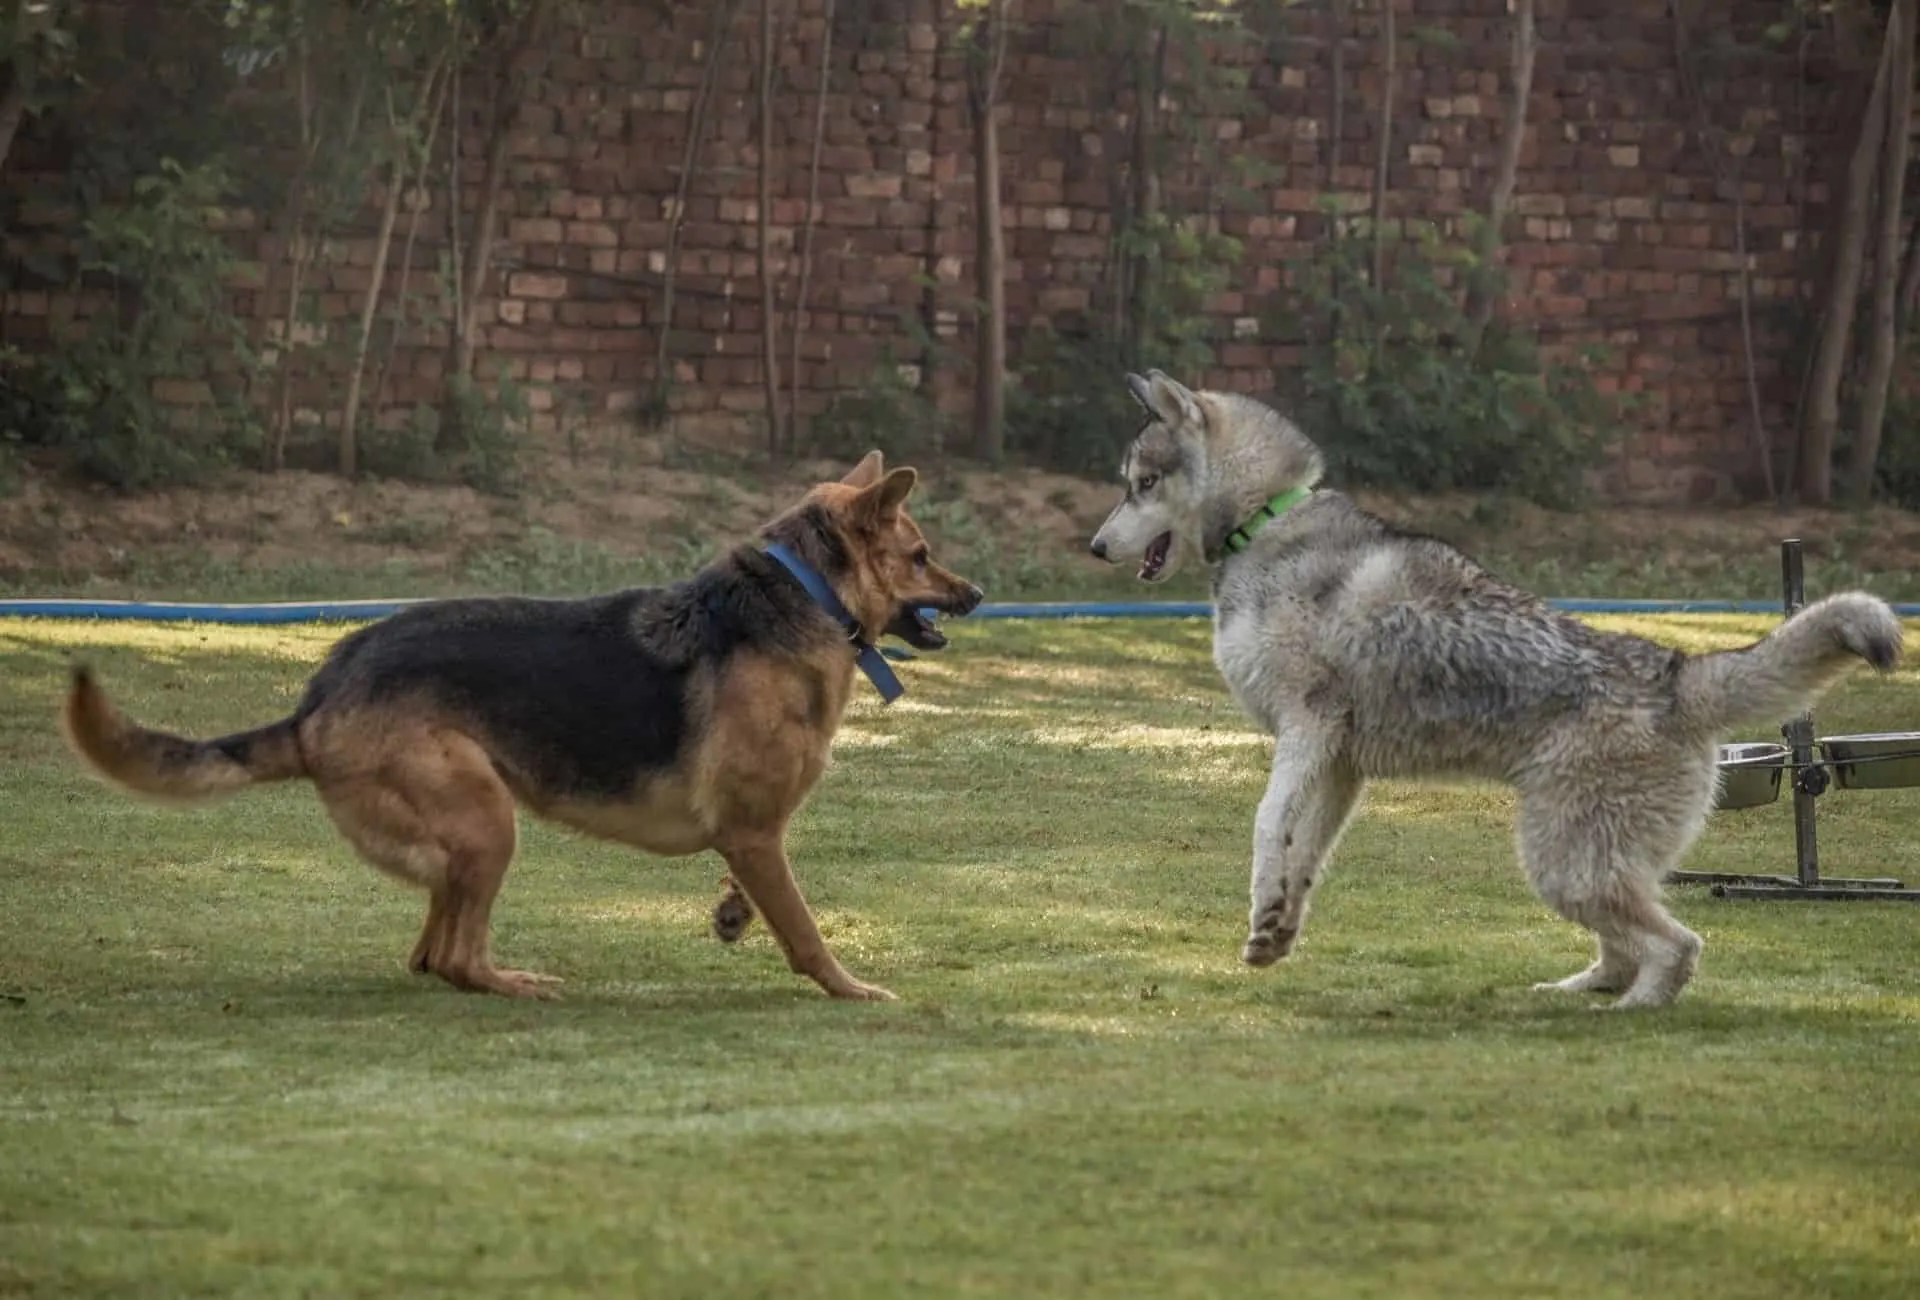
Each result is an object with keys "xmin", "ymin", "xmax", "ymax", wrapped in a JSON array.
[
  {"xmin": 650, "ymin": 0, "xmax": 740, "ymax": 426},
  {"xmin": 1844, "ymin": 0, "xmax": 1915, "ymax": 503},
  {"xmin": 755, "ymin": 0, "xmax": 783, "ymax": 456},
  {"xmin": 0, "ymin": 0, "xmax": 64, "ymax": 182},
  {"xmin": 343, "ymin": 61, "xmax": 449, "ymax": 477},
  {"xmin": 787, "ymin": 0, "xmax": 836, "ymax": 445},
  {"xmin": 1124, "ymin": 24, "xmax": 1167, "ymax": 367},
  {"xmin": 441, "ymin": 0, "xmax": 552, "ymax": 452},
  {"xmin": 0, "ymin": 58, "xmax": 35, "ymax": 180},
  {"xmin": 1325, "ymin": 0, "xmax": 1349, "ymax": 347},
  {"xmin": 269, "ymin": 22, "xmax": 322, "ymax": 473},
  {"xmin": 1369, "ymin": 0, "xmax": 1396, "ymax": 293},
  {"xmin": 1669, "ymin": 0, "xmax": 1774, "ymax": 500},
  {"xmin": 1798, "ymin": 21, "xmax": 1896, "ymax": 506},
  {"xmin": 1462, "ymin": 0, "xmax": 1535, "ymax": 359},
  {"xmin": 1897, "ymin": 214, "xmax": 1920, "ymax": 340},
  {"xmin": 369, "ymin": 47, "xmax": 455, "ymax": 423},
  {"xmin": 967, "ymin": 0, "xmax": 1007, "ymax": 462}
]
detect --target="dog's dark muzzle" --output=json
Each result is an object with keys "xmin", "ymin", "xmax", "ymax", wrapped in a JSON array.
[{"xmin": 886, "ymin": 583, "xmax": 984, "ymax": 650}]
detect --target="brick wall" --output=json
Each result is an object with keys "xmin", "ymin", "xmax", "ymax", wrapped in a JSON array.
[{"xmin": 0, "ymin": 0, "xmax": 1855, "ymax": 500}]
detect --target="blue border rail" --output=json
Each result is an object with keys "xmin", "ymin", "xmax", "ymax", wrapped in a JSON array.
[{"xmin": 6, "ymin": 596, "xmax": 1920, "ymax": 623}]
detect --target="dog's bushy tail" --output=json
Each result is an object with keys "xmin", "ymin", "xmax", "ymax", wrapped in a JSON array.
[
  {"xmin": 1675, "ymin": 592, "xmax": 1904, "ymax": 734},
  {"xmin": 61, "ymin": 666, "xmax": 307, "ymax": 803}
]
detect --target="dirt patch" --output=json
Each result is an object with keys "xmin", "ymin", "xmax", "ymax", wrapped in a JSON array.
[
  {"xmin": 5, "ymin": 432, "xmax": 1919, "ymax": 594},
  {"xmin": 0, "ymin": 433, "xmax": 1122, "ymax": 584}
]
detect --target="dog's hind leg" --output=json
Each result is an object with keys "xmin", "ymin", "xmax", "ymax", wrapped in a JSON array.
[
  {"xmin": 1241, "ymin": 739, "xmax": 1363, "ymax": 968},
  {"xmin": 1531, "ymin": 933, "xmax": 1637, "ymax": 995},
  {"xmin": 1518, "ymin": 785, "xmax": 1705, "ymax": 1010},
  {"xmin": 716, "ymin": 831, "xmax": 893, "ymax": 1001},
  {"xmin": 317, "ymin": 726, "xmax": 560, "ymax": 1000}
]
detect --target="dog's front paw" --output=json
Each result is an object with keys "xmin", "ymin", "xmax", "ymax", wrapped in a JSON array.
[
  {"xmin": 827, "ymin": 977, "xmax": 897, "ymax": 1002},
  {"xmin": 1241, "ymin": 929, "xmax": 1296, "ymax": 968},
  {"xmin": 711, "ymin": 879, "xmax": 755, "ymax": 943}
]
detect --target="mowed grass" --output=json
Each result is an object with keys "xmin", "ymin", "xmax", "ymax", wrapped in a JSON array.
[{"xmin": 2, "ymin": 613, "xmax": 1918, "ymax": 1299}]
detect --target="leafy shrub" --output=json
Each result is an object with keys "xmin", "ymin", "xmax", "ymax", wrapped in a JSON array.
[
  {"xmin": 807, "ymin": 356, "xmax": 950, "ymax": 463},
  {"xmin": 6, "ymin": 159, "xmax": 263, "ymax": 488},
  {"xmin": 1007, "ymin": 219, "xmax": 1242, "ymax": 477},
  {"xmin": 1276, "ymin": 213, "xmax": 1624, "ymax": 508}
]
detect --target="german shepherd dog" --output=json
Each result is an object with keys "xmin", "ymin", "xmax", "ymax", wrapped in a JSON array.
[
  {"xmin": 63, "ymin": 452, "xmax": 982, "ymax": 1002},
  {"xmin": 1090, "ymin": 371, "xmax": 1903, "ymax": 1009}
]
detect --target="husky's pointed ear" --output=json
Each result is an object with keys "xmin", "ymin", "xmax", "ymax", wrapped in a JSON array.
[
  {"xmin": 842, "ymin": 449, "xmax": 886, "ymax": 488},
  {"xmin": 855, "ymin": 466, "xmax": 917, "ymax": 522},
  {"xmin": 1142, "ymin": 370, "xmax": 1205, "ymax": 427},
  {"xmin": 1125, "ymin": 372, "xmax": 1157, "ymax": 417}
]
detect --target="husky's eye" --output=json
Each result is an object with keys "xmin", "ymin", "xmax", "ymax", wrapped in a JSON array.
[
  {"xmin": 1137, "ymin": 473, "xmax": 1159, "ymax": 493},
  {"xmin": 912, "ymin": 545, "xmax": 929, "ymax": 569}
]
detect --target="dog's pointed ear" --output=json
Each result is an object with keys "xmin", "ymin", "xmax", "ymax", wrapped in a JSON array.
[
  {"xmin": 854, "ymin": 466, "xmax": 917, "ymax": 521},
  {"xmin": 1125, "ymin": 372, "xmax": 1156, "ymax": 418},
  {"xmin": 842, "ymin": 450, "xmax": 886, "ymax": 488},
  {"xmin": 1139, "ymin": 369, "xmax": 1204, "ymax": 427}
]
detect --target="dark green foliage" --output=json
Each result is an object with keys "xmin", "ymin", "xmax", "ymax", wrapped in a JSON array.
[
  {"xmin": 1278, "ymin": 213, "xmax": 1625, "ymax": 508},
  {"xmin": 2, "ymin": 159, "xmax": 263, "ymax": 489}
]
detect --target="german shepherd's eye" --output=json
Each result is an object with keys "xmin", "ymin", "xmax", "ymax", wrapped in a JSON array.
[
  {"xmin": 1137, "ymin": 473, "xmax": 1159, "ymax": 493},
  {"xmin": 911, "ymin": 544, "xmax": 929, "ymax": 570}
]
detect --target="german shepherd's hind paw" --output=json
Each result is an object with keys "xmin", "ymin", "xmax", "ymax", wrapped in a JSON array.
[{"xmin": 711, "ymin": 877, "xmax": 756, "ymax": 943}]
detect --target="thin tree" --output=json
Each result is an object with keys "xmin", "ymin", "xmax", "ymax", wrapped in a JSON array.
[
  {"xmin": 0, "ymin": 0, "xmax": 71, "ymax": 181},
  {"xmin": 369, "ymin": 21, "xmax": 458, "ymax": 423},
  {"xmin": 1123, "ymin": 18, "xmax": 1168, "ymax": 366},
  {"xmin": 786, "ymin": 0, "xmax": 836, "ymax": 444},
  {"xmin": 1798, "ymin": 15, "xmax": 1896, "ymax": 505},
  {"xmin": 1368, "ymin": 0, "xmax": 1395, "ymax": 293},
  {"xmin": 755, "ymin": 0, "xmax": 783, "ymax": 455},
  {"xmin": 1844, "ymin": 0, "xmax": 1916, "ymax": 502},
  {"xmin": 1669, "ymin": 0, "xmax": 1772, "ymax": 500},
  {"xmin": 651, "ymin": 0, "xmax": 741, "ymax": 426},
  {"xmin": 341, "ymin": 50, "xmax": 452, "ymax": 476},
  {"xmin": 441, "ymin": 0, "xmax": 555, "ymax": 453},
  {"xmin": 1461, "ymin": 0, "xmax": 1535, "ymax": 362},
  {"xmin": 964, "ymin": 0, "xmax": 1010, "ymax": 461}
]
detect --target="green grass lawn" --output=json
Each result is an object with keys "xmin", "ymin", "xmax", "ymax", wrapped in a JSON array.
[{"xmin": 2, "ymin": 613, "xmax": 1918, "ymax": 1299}]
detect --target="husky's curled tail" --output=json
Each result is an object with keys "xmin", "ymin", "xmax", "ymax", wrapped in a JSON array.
[{"xmin": 1676, "ymin": 593, "xmax": 1904, "ymax": 735}]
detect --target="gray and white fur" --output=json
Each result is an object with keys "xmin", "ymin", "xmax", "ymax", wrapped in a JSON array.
[{"xmin": 1089, "ymin": 370, "xmax": 1905, "ymax": 1010}]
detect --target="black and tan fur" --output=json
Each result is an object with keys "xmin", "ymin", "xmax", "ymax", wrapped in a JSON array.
[{"xmin": 61, "ymin": 452, "xmax": 982, "ymax": 1002}]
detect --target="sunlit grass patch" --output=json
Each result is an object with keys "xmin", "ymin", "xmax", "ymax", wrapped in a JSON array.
[{"xmin": 1, "ymin": 613, "xmax": 1917, "ymax": 1298}]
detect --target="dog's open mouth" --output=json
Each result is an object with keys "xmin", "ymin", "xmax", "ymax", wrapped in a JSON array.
[
  {"xmin": 885, "ymin": 604, "xmax": 948, "ymax": 651},
  {"xmin": 1139, "ymin": 532, "xmax": 1173, "ymax": 581}
]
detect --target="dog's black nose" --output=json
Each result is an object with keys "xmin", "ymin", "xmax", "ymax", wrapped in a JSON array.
[
  {"xmin": 1089, "ymin": 538, "xmax": 1108, "ymax": 560},
  {"xmin": 957, "ymin": 583, "xmax": 984, "ymax": 615}
]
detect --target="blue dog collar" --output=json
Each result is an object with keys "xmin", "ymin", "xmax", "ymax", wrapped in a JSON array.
[{"xmin": 763, "ymin": 542, "xmax": 905, "ymax": 704}]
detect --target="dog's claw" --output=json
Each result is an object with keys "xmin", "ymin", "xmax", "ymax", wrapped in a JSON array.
[
  {"xmin": 828, "ymin": 979, "xmax": 897, "ymax": 1002},
  {"xmin": 1241, "ymin": 930, "xmax": 1294, "ymax": 968}
]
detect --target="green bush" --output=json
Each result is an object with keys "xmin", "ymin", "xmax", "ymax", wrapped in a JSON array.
[
  {"xmin": 1276, "ymin": 213, "xmax": 1624, "ymax": 508},
  {"xmin": 5, "ymin": 159, "xmax": 263, "ymax": 488},
  {"xmin": 806, "ymin": 357, "xmax": 949, "ymax": 464},
  {"xmin": 1007, "ymin": 219, "xmax": 1242, "ymax": 477}
]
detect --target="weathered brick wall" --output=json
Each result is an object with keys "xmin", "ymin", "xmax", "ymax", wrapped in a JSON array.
[{"xmin": 0, "ymin": 0, "xmax": 1854, "ymax": 500}]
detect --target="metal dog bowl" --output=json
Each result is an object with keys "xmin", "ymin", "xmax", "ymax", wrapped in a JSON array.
[
  {"xmin": 1818, "ymin": 732, "xmax": 1920, "ymax": 791},
  {"xmin": 1714, "ymin": 742, "xmax": 1787, "ymax": 810}
]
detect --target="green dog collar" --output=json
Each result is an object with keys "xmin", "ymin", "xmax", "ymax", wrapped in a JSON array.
[{"xmin": 1220, "ymin": 485, "xmax": 1312, "ymax": 555}]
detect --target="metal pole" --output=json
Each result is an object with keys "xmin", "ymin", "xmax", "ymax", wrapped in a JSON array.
[{"xmin": 1780, "ymin": 539, "xmax": 1821, "ymax": 887}]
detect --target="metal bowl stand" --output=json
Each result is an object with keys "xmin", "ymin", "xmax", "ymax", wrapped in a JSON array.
[{"xmin": 1666, "ymin": 539, "xmax": 1920, "ymax": 901}]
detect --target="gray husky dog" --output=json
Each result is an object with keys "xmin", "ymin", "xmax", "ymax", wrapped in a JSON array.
[{"xmin": 1089, "ymin": 370, "xmax": 1904, "ymax": 1009}]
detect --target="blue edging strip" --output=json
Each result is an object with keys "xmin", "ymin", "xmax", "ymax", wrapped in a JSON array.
[{"xmin": 5, "ymin": 596, "xmax": 1920, "ymax": 623}]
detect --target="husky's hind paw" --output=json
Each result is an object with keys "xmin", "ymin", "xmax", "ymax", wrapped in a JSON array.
[{"xmin": 1241, "ymin": 929, "xmax": 1295, "ymax": 968}]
